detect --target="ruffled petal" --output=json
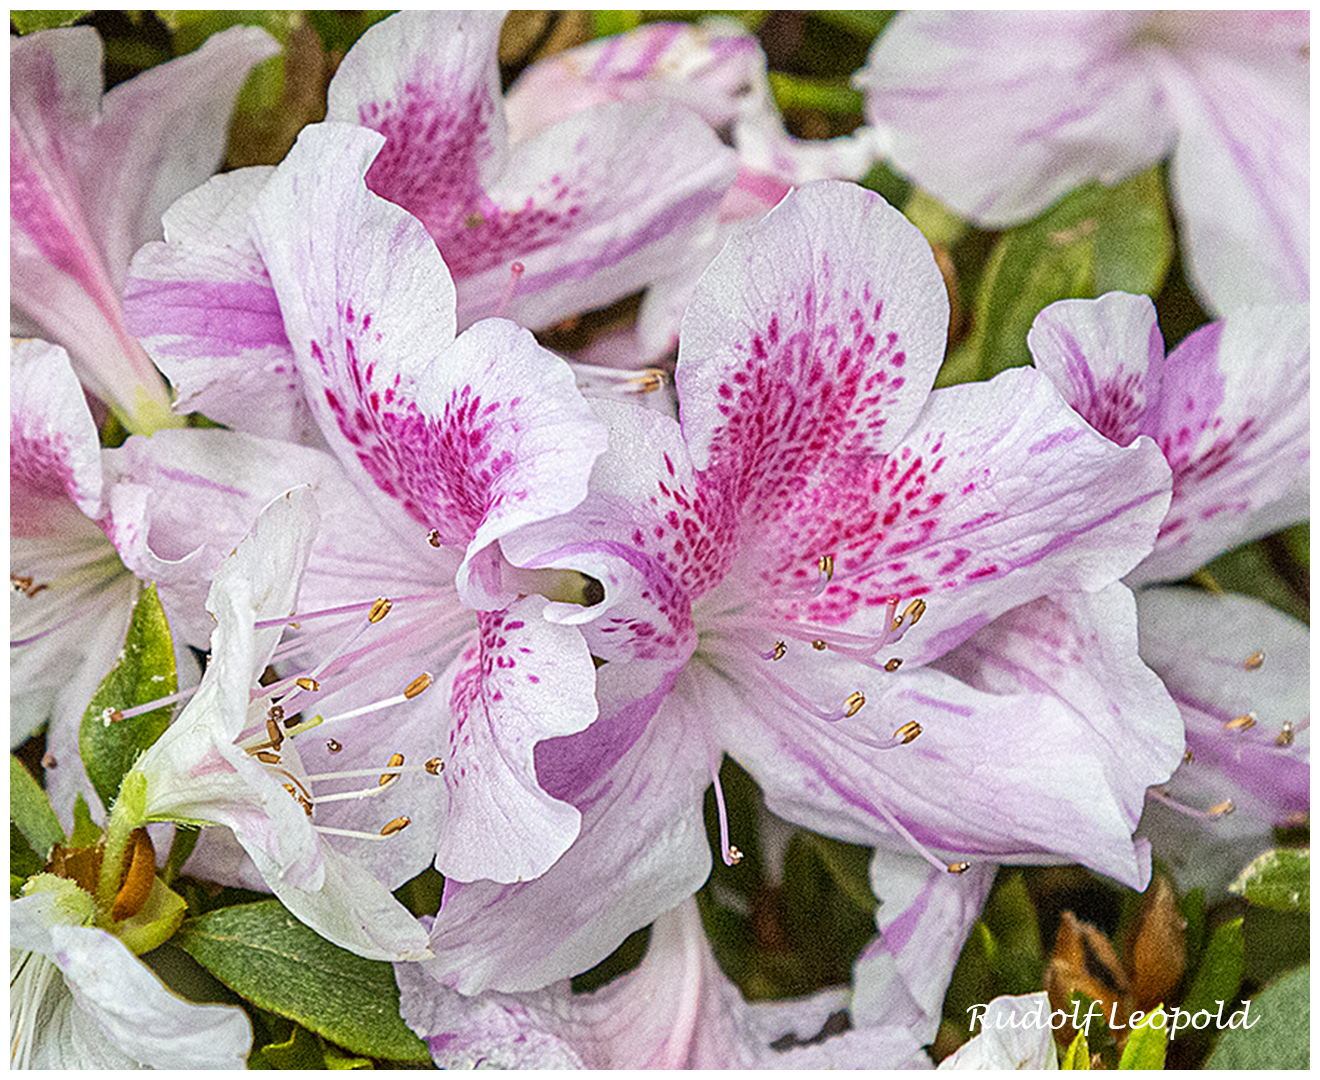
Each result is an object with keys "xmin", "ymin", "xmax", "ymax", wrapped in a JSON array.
[
  {"xmin": 937, "ymin": 993, "xmax": 1059, "ymax": 1070},
  {"xmin": 431, "ymin": 598, "xmax": 598, "ymax": 884},
  {"xmin": 1134, "ymin": 305, "xmax": 1309, "ymax": 583},
  {"xmin": 426, "ymin": 698, "xmax": 712, "ymax": 993},
  {"xmin": 1027, "ymin": 292, "xmax": 1166, "ymax": 447},
  {"xmin": 121, "ymin": 167, "xmax": 319, "ymax": 443},
  {"xmin": 858, "ymin": 11, "xmax": 1170, "ymax": 226}
]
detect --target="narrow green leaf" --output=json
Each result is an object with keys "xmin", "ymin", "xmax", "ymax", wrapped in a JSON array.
[
  {"xmin": 958, "ymin": 168, "xmax": 1172, "ymax": 383},
  {"xmin": 70, "ymin": 793, "xmax": 101, "ymax": 846},
  {"xmin": 176, "ymin": 901, "xmax": 429, "ymax": 1061},
  {"xmin": 1060, "ymin": 1030, "xmax": 1091, "ymax": 1069},
  {"xmin": 814, "ymin": 10, "xmax": 896, "ymax": 40},
  {"xmin": 1118, "ymin": 1006, "xmax": 1168, "ymax": 1069},
  {"xmin": 324, "ymin": 1044, "xmax": 373, "ymax": 1070},
  {"xmin": 1204, "ymin": 967, "xmax": 1308, "ymax": 1069},
  {"xmin": 801, "ymin": 833, "xmax": 875, "ymax": 915},
  {"xmin": 982, "ymin": 872, "xmax": 1043, "ymax": 995},
  {"xmin": 1229, "ymin": 848, "xmax": 1309, "ymax": 914},
  {"xmin": 1183, "ymin": 918, "xmax": 1245, "ymax": 1020},
  {"xmin": 1202, "ymin": 533, "xmax": 1309, "ymax": 626},
  {"xmin": 10, "ymin": 10, "xmax": 88, "ymax": 32},
  {"xmin": 767, "ymin": 72, "xmax": 864, "ymax": 114},
  {"xmin": 12, "ymin": 824, "xmax": 45, "ymax": 891},
  {"xmin": 258, "ymin": 1023, "xmax": 327, "ymax": 1070},
  {"xmin": 168, "ymin": 11, "xmax": 298, "ymax": 114},
  {"xmin": 79, "ymin": 583, "xmax": 178, "ymax": 811},
  {"xmin": 592, "ymin": 10, "xmax": 641, "ymax": 38},
  {"xmin": 1178, "ymin": 887, "xmax": 1207, "ymax": 975},
  {"xmin": 10, "ymin": 755, "xmax": 64, "ymax": 859}
]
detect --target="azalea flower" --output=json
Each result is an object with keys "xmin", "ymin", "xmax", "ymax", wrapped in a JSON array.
[
  {"xmin": 1027, "ymin": 292, "xmax": 1309, "ymax": 584},
  {"xmin": 857, "ymin": 11, "xmax": 1309, "ymax": 313},
  {"xmin": 10, "ymin": 23, "xmax": 279, "ymax": 432},
  {"xmin": 1135, "ymin": 586, "xmax": 1309, "ymax": 897},
  {"xmin": 10, "ymin": 887, "xmax": 251, "ymax": 1069},
  {"xmin": 505, "ymin": 17, "xmax": 888, "ymax": 361},
  {"xmin": 122, "ymin": 10, "xmax": 737, "ymax": 436},
  {"xmin": 420, "ymin": 180, "xmax": 1177, "ymax": 993},
  {"xmin": 397, "ymin": 898, "xmax": 930, "ymax": 1069},
  {"xmin": 936, "ymin": 993, "xmax": 1059, "ymax": 1070},
  {"xmin": 116, "ymin": 121, "xmax": 612, "ymax": 899}
]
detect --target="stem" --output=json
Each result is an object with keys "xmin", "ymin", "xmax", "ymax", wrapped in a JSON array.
[{"xmin": 94, "ymin": 771, "xmax": 148, "ymax": 919}]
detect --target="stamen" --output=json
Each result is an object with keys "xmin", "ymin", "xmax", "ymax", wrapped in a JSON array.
[
  {"xmin": 253, "ymin": 594, "xmax": 430, "ymax": 631},
  {"xmin": 494, "ymin": 261, "xmax": 525, "ymax": 318},
  {"xmin": 884, "ymin": 658, "xmax": 902, "ymax": 672},
  {"xmin": 847, "ymin": 720, "xmax": 923, "ymax": 751},
  {"xmin": 284, "ymin": 671, "xmax": 434, "ymax": 738},
  {"xmin": 807, "ymin": 554, "xmax": 836, "ymax": 598},
  {"xmin": 404, "ymin": 672, "xmax": 433, "ymax": 699},
  {"xmin": 40, "ymin": 752, "xmax": 56, "ymax": 770},
  {"xmin": 427, "ymin": 529, "xmax": 442, "ymax": 548},
  {"xmin": 368, "ymin": 597, "xmax": 393, "ymax": 624},
  {"xmin": 253, "ymin": 750, "xmax": 281, "ymax": 765},
  {"xmin": 759, "ymin": 641, "xmax": 788, "ymax": 661},
  {"xmin": 296, "ymin": 678, "xmax": 320, "ymax": 692},
  {"xmin": 894, "ymin": 720, "xmax": 922, "ymax": 744},
  {"xmin": 710, "ymin": 765, "xmax": 741, "ymax": 868},
  {"xmin": 379, "ymin": 753, "xmax": 405, "ymax": 787},
  {"xmin": 1182, "ymin": 748, "xmax": 1195, "ymax": 765},
  {"xmin": 380, "ymin": 816, "xmax": 411, "ymax": 837},
  {"xmin": 314, "ymin": 822, "xmax": 407, "ymax": 841},
  {"xmin": 1244, "ymin": 649, "xmax": 1265, "ymax": 671},
  {"xmin": 425, "ymin": 757, "xmax": 444, "ymax": 774},
  {"xmin": 812, "ymin": 639, "xmax": 828, "ymax": 651},
  {"xmin": 1224, "ymin": 712, "xmax": 1257, "ymax": 733},
  {"xmin": 1276, "ymin": 721, "xmax": 1296, "ymax": 747},
  {"xmin": 1149, "ymin": 788, "xmax": 1236, "ymax": 820},
  {"xmin": 844, "ymin": 691, "xmax": 866, "ymax": 718},
  {"xmin": 116, "ymin": 684, "xmax": 197, "ymax": 721},
  {"xmin": 947, "ymin": 862, "xmax": 971, "ymax": 874},
  {"xmin": 748, "ymin": 663, "xmax": 869, "ymax": 723},
  {"xmin": 10, "ymin": 573, "xmax": 50, "ymax": 599},
  {"xmin": 570, "ymin": 363, "xmax": 669, "ymax": 399},
  {"xmin": 895, "ymin": 598, "xmax": 927, "ymax": 632},
  {"xmin": 327, "ymin": 739, "xmax": 342, "ymax": 753}
]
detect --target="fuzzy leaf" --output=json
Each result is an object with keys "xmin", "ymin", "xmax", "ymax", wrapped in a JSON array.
[
  {"xmin": 1118, "ymin": 1006, "xmax": 1168, "ymax": 1069},
  {"xmin": 1061, "ymin": 1030, "xmax": 1091, "ymax": 1069},
  {"xmin": 10, "ymin": 755, "xmax": 64, "ymax": 860},
  {"xmin": 1181, "ymin": 918, "xmax": 1245, "ymax": 1029},
  {"xmin": 1229, "ymin": 848, "xmax": 1309, "ymax": 914},
  {"xmin": 175, "ymin": 900, "xmax": 429, "ymax": 1061},
  {"xmin": 1204, "ymin": 967, "xmax": 1309, "ymax": 1069},
  {"xmin": 10, "ymin": 9, "xmax": 88, "ymax": 32},
  {"xmin": 79, "ymin": 584, "xmax": 178, "ymax": 811}
]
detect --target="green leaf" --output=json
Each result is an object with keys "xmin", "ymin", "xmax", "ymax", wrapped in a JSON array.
[
  {"xmin": 954, "ymin": 168, "xmax": 1172, "ymax": 384},
  {"xmin": 1201, "ymin": 532, "xmax": 1309, "ymax": 626},
  {"xmin": 10, "ymin": 9, "xmax": 88, "ymax": 32},
  {"xmin": 70, "ymin": 793, "xmax": 101, "ymax": 846},
  {"xmin": 1204, "ymin": 967, "xmax": 1308, "ymax": 1069},
  {"xmin": 305, "ymin": 10, "xmax": 392, "ymax": 54},
  {"xmin": 981, "ymin": 872, "xmax": 1043, "ymax": 995},
  {"xmin": 814, "ymin": 10, "xmax": 896, "ymax": 40},
  {"xmin": 1178, "ymin": 887, "xmax": 1207, "ymax": 976},
  {"xmin": 10, "ymin": 755, "xmax": 64, "ymax": 860},
  {"xmin": 800, "ymin": 833, "xmax": 875, "ymax": 915},
  {"xmin": 323, "ymin": 1043, "xmax": 373, "ymax": 1069},
  {"xmin": 1183, "ymin": 918, "xmax": 1244, "ymax": 1023},
  {"xmin": 1118, "ymin": 1006, "xmax": 1169, "ymax": 1069},
  {"xmin": 592, "ymin": 10, "xmax": 641, "ymax": 38},
  {"xmin": 176, "ymin": 901, "xmax": 429, "ymax": 1061},
  {"xmin": 1229, "ymin": 848, "xmax": 1309, "ymax": 914},
  {"xmin": 12, "ymin": 824, "xmax": 45, "ymax": 893},
  {"xmin": 256, "ymin": 1023, "xmax": 327, "ymax": 1070},
  {"xmin": 79, "ymin": 583, "xmax": 178, "ymax": 811},
  {"xmin": 1061, "ymin": 1030, "xmax": 1091, "ymax": 1069},
  {"xmin": 167, "ymin": 11, "xmax": 299, "ymax": 114},
  {"xmin": 767, "ymin": 72, "xmax": 864, "ymax": 115}
]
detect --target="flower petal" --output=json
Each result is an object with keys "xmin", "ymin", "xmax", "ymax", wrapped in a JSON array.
[
  {"xmin": 1159, "ymin": 15, "xmax": 1309, "ymax": 311},
  {"xmin": 1027, "ymin": 292, "xmax": 1166, "ymax": 447},
  {"xmin": 248, "ymin": 121, "xmax": 608, "ymax": 609},
  {"xmin": 937, "ymin": 993, "xmax": 1059, "ymax": 1070},
  {"xmin": 858, "ymin": 11, "xmax": 1170, "ymax": 226},
  {"xmin": 426, "ymin": 698, "xmax": 712, "ymax": 993},
  {"xmin": 1133, "ymin": 305, "xmax": 1309, "ymax": 583},
  {"xmin": 431, "ymin": 598, "xmax": 598, "ymax": 884}
]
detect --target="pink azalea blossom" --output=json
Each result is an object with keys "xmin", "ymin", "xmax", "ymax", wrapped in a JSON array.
[
  {"xmin": 10, "ymin": 23, "xmax": 278, "ymax": 432},
  {"xmin": 397, "ymin": 898, "xmax": 930, "ymax": 1069},
  {"xmin": 857, "ymin": 11, "xmax": 1309, "ymax": 313},
  {"xmin": 121, "ymin": 10, "xmax": 737, "ymax": 437},
  {"xmin": 1027, "ymin": 291, "xmax": 1309, "ymax": 584},
  {"xmin": 116, "ymin": 121, "xmax": 611, "ymax": 895},
  {"xmin": 419, "ymin": 180, "xmax": 1178, "ymax": 994},
  {"xmin": 1135, "ymin": 586, "xmax": 1309, "ymax": 897}
]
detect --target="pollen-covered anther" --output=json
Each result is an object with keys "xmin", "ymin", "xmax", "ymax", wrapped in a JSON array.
[
  {"xmin": 1224, "ymin": 712, "xmax": 1257, "ymax": 733},
  {"xmin": 295, "ymin": 677, "xmax": 320, "ymax": 692},
  {"xmin": 404, "ymin": 672, "xmax": 433, "ymax": 699},
  {"xmin": 104, "ymin": 708, "xmax": 124, "ymax": 726},
  {"xmin": 894, "ymin": 720, "xmax": 922, "ymax": 744},
  {"xmin": 818, "ymin": 554, "xmax": 836, "ymax": 582},
  {"xmin": 326, "ymin": 739, "xmax": 343, "ymax": 753},
  {"xmin": 1276, "ymin": 721, "xmax": 1295, "ymax": 747},
  {"xmin": 379, "ymin": 753, "xmax": 405, "ymax": 787},
  {"xmin": 1244, "ymin": 649, "xmax": 1265, "ymax": 671},
  {"xmin": 425, "ymin": 757, "xmax": 444, "ymax": 775},
  {"xmin": 268, "ymin": 704, "xmax": 285, "ymax": 724},
  {"xmin": 901, "ymin": 598, "xmax": 927, "ymax": 627},
  {"xmin": 380, "ymin": 816, "xmax": 411, "ymax": 837},
  {"xmin": 884, "ymin": 658, "xmax": 903, "ymax": 672},
  {"xmin": 947, "ymin": 861, "xmax": 971, "ymax": 874},
  {"xmin": 812, "ymin": 639, "xmax": 828, "ymax": 651},
  {"xmin": 427, "ymin": 529, "xmax": 442, "ymax": 548},
  {"xmin": 367, "ymin": 597, "xmax": 393, "ymax": 624},
  {"xmin": 761, "ymin": 641, "xmax": 788, "ymax": 661},
  {"xmin": 844, "ymin": 691, "xmax": 866, "ymax": 718},
  {"xmin": 1208, "ymin": 799, "xmax": 1236, "ymax": 819},
  {"xmin": 727, "ymin": 845, "xmax": 744, "ymax": 865},
  {"xmin": 1182, "ymin": 748, "xmax": 1195, "ymax": 766},
  {"xmin": 254, "ymin": 750, "xmax": 281, "ymax": 765}
]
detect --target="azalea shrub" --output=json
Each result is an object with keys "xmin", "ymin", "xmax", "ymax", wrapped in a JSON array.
[{"xmin": 9, "ymin": 9, "xmax": 1309, "ymax": 1071}]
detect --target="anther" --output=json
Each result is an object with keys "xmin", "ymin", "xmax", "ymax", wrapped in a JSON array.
[
  {"xmin": 763, "ymin": 641, "xmax": 787, "ymax": 661},
  {"xmin": 10, "ymin": 574, "xmax": 50, "ymax": 599},
  {"xmin": 41, "ymin": 752, "xmax": 57, "ymax": 770},
  {"xmin": 902, "ymin": 598, "xmax": 927, "ymax": 626},
  {"xmin": 727, "ymin": 845, "xmax": 744, "ymax": 865},
  {"xmin": 818, "ymin": 554, "xmax": 835, "ymax": 582},
  {"xmin": 884, "ymin": 658, "xmax": 903, "ymax": 672},
  {"xmin": 327, "ymin": 739, "xmax": 342, "ymax": 753},
  {"xmin": 812, "ymin": 639, "xmax": 828, "ymax": 651},
  {"xmin": 631, "ymin": 369, "xmax": 666, "ymax": 394},
  {"xmin": 295, "ymin": 678, "xmax": 320, "ymax": 693},
  {"xmin": 1224, "ymin": 712, "xmax": 1257, "ymax": 733},
  {"xmin": 268, "ymin": 704, "xmax": 285, "ymax": 724},
  {"xmin": 368, "ymin": 597, "xmax": 393, "ymax": 624},
  {"xmin": 427, "ymin": 529, "xmax": 442, "ymax": 548},
  {"xmin": 265, "ymin": 718, "xmax": 284, "ymax": 750},
  {"xmin": 947, "ymin": 861, "xmax": 971, "ymax": 875},
  {"xmin": 404, "ymin": 672, "xmax": 433, "ymax": 699},
  {"xmin": 255, "ymin": 751, "xmax": 281, "ymax": 765},
  {"xmin": 494, "ymin": 261, "xmax": 525, "ymax": 318},
  {"xmin": 894, "ymin": 720, "xmax": 922, "ymax": 744},
  {"xmin": 1244, "ymin": 649, "xmax": 1265, "ymax": 671},
  {"xmin": 1207, "ymin": 800, "xmax": 1236, "ymax": 819},
  {"xmin": 1182, "ymin": 748, "xmax": 1195, "ymax": 765},
  {"xmin": 844, "ymin": 691, "xmax": 866, "ymax": 718},
  {"xmin": 379, "ymin": 753, "xmax": 405, "ymax": 787},
  {"xmin": 380, "ymin": 816, "xmax": 411, "ymax": 837},
  {"xmin": 104, "ymin": 709, "xmax": 124, "ymax": 726},
  {"xmin": 425, "ymin": 757, "xmax": 444, "ymax": 774},
  {"xmin": 1276, "ymin": 721, "xmax": 1295, "ymax": 747}
]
